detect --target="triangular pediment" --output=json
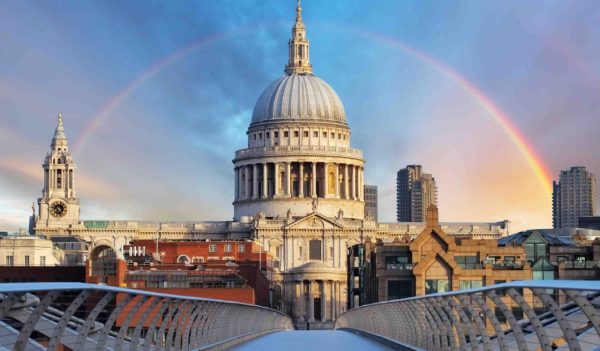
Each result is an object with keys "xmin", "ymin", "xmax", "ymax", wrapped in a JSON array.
[{"xmin": 285, "ymin": 212, "xmax": 344, "ymax": 230}]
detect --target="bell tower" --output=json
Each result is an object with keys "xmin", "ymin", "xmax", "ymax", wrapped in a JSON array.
[{"xmin": 36, "ymin": 114, "xmax": 80, "ymax": 230}]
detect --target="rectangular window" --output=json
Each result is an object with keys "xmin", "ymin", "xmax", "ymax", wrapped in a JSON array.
[
  {"xmin": 313, "ymin": 131, "xmax": 318, "ymax": 137},
  {"xmin": 24, "ymin": 255, "xmax": 30, "ymax": 266},
  {"xmin": 425, "ymin": 279, "xmax": 449, "ymax": 294},
  {"xmin": 259, "ymin": 133, "xmax": 262, "ymax": 139},
  {"xmin": 303, "ymin": 131, "xmax": 309, "ymax": 137},
  {"xmin": 266, "ymin": 132, "xmax": 270, "ymax": 138},
  {"xmin": 253, "ymin": 134, "xmax": 256, "ymax": 140},
  {"xmin": 6, "ymin": 256, "xmax": 13, "ymax": 266},
  {"xmin": 209, "ymin": 244, "xmax": 217, "ymax": 253},
  {"xmin": 238, "ymin": 244, "xmax": 245, "ymax": 253},
  {"xmin": 294, "ymin": 131, "xmax": 299, "ymax": 137},
  {"xmin": 338, "ymin": 133, "xmax": 342, "ymax": 139},
  {"xmin": 309, "ymin": 240, "xmax": 322, "ymax": 260},
  {"xmin": 274, "ymin": 131, "xmax": 279, "ymax": 138},
  {"xmin": 57, "ymin": 170, "xmax": 62, "ymax": 189},
  {"xmin": 330, "ymin": 132, "xmax": 334, "ymax": 138},
  {"xmin": 284, "ymin": 131, "xmax": 289, "ymax": 137},
  {"xmin": 224, "ymin": 244, "xmax": 232, "ymax": 253},
  {"xmin": 40, "ymin": 256, "xmax": 46, "ymax": 267},
  {"xmin": 385, "ymin": 255, "xmax": 411, "ymax": 270},
  {"xmin": 494, "ymin": 280, "xmax": 507, "ymax": 296},
  {"xmin": 323, "ymin": 132, "xmax": 327, "ymax": 138},
  {"xmin": 329, "ymin": 246, "xmax": 333, "ymax": 258},
  {"xmin": 459, "ymin": 280, "xmax": 482, "ymax": 290},
  {"xmin": 456, "ymin": 256, "xmax": 480, "ymax": 269},
  {"xmin": 495, "ymin": 307, "xmax": 507, "ymax": 323},
  {"xmin": 387, "ymin": 280, "xmax": 412, "ymax": 300}
]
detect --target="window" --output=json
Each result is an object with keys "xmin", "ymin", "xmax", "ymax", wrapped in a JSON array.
[
  {"xmin": 323, "ymin": 132, "xmax": 327, "ymax": 138},
  {"xmin": 224, "ymin": 244, "xmax": 232, "ymax": 253},
  {"xmin": 459, "ymin": 280, "xmax": 482, "ymax": 290},
  {"xmin": 40, "ymin": 256, "xmax": 46, "ymax": 267},
  {"xmin": 294, "ymin": 131, "xmax": 299, "ymax": 137},
  {"xmin": 309, "ymin": 240, "xmax": 322, "ymax": 260},
  {"xmin": 525, "ymin": 242, "xmax": 546, "ymax": 263},
  {"xmin": 343, "ymin": 134, "xmax": 346, "ymax": 140},
  {"xmin": 24, "ymin": 256, "xmax": 29, "ymax": 266},
  {"xmin": 266, "ymin": 132, "xmax": 270, "ymax": 138},
  {"xmin": 209, "ymin": 244, "xmax": 217, "ymax": 253},
  {"xmin": 6, "ymin": 256, "xmax": 13, "ymax": 266},
  {"xmin": 338, "ymin": 133, "xmax": 341, "ymax": 139},
  {"xmin": 253, "ymin": 134, "xmax": 256, "ymax": 140},
  {"xmin": 274, "ymin": 131, "xmax": 279, "ymax": 138},
  {"xmin": 385, "ymin": 255, "xmax": 411, "ymax": 270},
  {"xmin": 330, "ymin": 132, "xmax": 334, "ymax": 138},
  {"xmin": 456, "ymin": 256, "xmax": 480, "ymax": 269},
  {"xmin": 238, "ymin": 244, "xmax": 246, "ymax": 253},
  {"xmin": 276, "ymin": 245, "xmax": 281, "ymax": 259},
  {"xmin": 57, "ymin": 170, "xmax": 62, "ymax": 188},
  {"xmin": 387, "ymin": 280, "xmax": 412, "ymax": 300},
  {"xmin": 495, "ymin": 307, "xmax": 507, "ymax": 323},
  {"xmin": 259, "ymin": 133, "xmax": 262, "ymax": 139},
  {"xmin": 425, "ymin": 279, "xmax": 449, "ymax": 294},
  {"xmin": 303, "ymin": 131, "xmax": 309, "ymax": 137},
  {"xmin": 313, "ymin": 131, "xmax": 318, "ymax": 137},
  {"xmin": 284, "ymin": 131, "xmax": 289, "ymax": 137},
  {"xmin": 329, "ymin": 246, "xmax": 333, "ymax": 259},
  {"xmin": 299, "ymin": 246, "xmax": 303, "ymax": 259}
]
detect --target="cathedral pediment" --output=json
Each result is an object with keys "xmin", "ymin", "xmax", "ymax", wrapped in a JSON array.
[{"xmin": 284, "ymin": 213, "xmax": 344, "ymax": 230}]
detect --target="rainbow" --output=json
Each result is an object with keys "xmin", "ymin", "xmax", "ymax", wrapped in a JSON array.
[{"xmin": 73, "ymin": 21, "xmax": 553, "ymax": 198}]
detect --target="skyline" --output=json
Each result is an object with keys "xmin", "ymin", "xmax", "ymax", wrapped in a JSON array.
[{"xmin": 1, "ymin": 1, "xmax": 599, "ymax": 232}]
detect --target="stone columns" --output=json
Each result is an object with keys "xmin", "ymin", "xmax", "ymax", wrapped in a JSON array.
[
  {"xmin": 234, "ymin": 168, "xmax": 239, "ymax": 201},
  {"xmin": 352, "ymin": 166, "xmax": 357, "ymax": 200},
  {"xmin": 311, "ymin": 162, "xmax": 317, "ymax": 197},
  {"xmin": 323, "ymin": 163, "xmax": 329, "ymax": 197},
  {"xmin": 307, "ymin": 280, "xmax": 315, "ymax": 322},
  {"xmin": 331, "ymin": 280, "xmax": 336, "ymax": 319},
  {"xmin": 286, "ymin": 162, "xmax": 292, "ymax": 197},
  {"xmin": 252, "ymin": 164, "xmax": 258, "ymax": 199},
  {"xmin": 294, "ymin": 281, "xmax": 301, "ymax": 321},
  {"xmin": 334, "ymin": 164, "xmax": 340, "ymax": 198},
  {"xmin": 343, "ymin": 164, "xmax": 349, "ymax": 199},
  {"xmin": 243, "ymin": 167, "xmax": 250, "ymax": 200},
  {"xmin": 262, "ymin": 163, "xmax": 268, "ymax": 198},
  {"xmin": 299, "ymin": 162, "xmax": 304, "ymax": 197},
  {"xmin": 359, "ymin": 167, "xmax": 364, "ymax": 201},
  {"xmin": 274, "ymin": 163, "xmax": 280, "ymax": 197},
  {"xmin": 321, "ymin": 281, "xmax": 327, "ymax": 322}
]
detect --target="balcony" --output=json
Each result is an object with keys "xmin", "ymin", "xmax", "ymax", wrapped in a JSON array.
[{"xmin": 234, "ymin": 145, "xmax": 363, "ymax": 160}]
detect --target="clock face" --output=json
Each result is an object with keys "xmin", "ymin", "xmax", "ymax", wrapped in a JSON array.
[{"xmin": 50, "ymin": 201, "xmax": 67, "ymax": 218}]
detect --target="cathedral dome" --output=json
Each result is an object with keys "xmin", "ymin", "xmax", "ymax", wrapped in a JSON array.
[{"xmin": 251, "ymin": 73, "xmax": 346, "ymax": 125}]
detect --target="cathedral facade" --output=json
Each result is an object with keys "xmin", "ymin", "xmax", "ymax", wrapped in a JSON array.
[{"xmin": 32, "ymin": 2, "xmax": 509, "ymax": 329}]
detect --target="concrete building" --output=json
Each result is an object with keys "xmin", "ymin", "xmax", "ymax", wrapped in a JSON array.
[
  {"xmin": 31, "ymin": 2, "xmax": 510, "ymax": 329},
  {"xmin": 0, "ymin": 235, "xmax": 61, "ymax": 266},
  {"xmin": 363, "ymin": 185, "xmax": 378, "ymax": 221},
  {"xmin": 396, "ymin": 165, "xmax": 437, "ymax": 222},
  {"xmin": 553, "ymin": 166, "xmax": 596, "ymax": 228}
]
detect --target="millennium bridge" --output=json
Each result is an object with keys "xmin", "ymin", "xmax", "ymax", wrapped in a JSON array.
[{"xmin": 0, "ymin": 281, "xmax": 598, "ymax": 350}]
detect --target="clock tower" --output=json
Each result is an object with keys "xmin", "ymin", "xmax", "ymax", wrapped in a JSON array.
[{"xmin": 36, "ymin": 114, "xmax": 80, "ymax": 231}]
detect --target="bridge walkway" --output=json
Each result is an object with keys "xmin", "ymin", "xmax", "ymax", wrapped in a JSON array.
[{"xmin": 230, "ymin": 330, "xmax": 397, "ymax": 351}]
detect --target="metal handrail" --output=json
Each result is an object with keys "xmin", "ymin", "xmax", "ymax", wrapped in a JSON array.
[
  {"xmin": 0, "ymin": 282, "xmax": 293, "ymax": 351},
  {"xmin": 335, "ymin": 280, "xmax": 600, "ymax": 351}
]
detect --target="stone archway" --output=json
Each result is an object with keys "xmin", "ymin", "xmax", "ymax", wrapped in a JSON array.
[{"xmin": 89, "ymin": 245, "xmax": 119, "ymax": 283}]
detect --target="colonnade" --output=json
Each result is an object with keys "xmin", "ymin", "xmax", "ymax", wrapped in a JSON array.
[
  {"xmin": 292, "ymin": 279, "xmax": 344, "ymax": 323},
  {"xmin": 234, "ymin": 162, "xmax": 364, "ymax": 202}
]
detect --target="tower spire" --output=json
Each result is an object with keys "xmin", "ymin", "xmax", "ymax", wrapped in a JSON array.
[
  {"xmin": 51, "ymin": 113, "xmax": 68, "ymax": 149},
  {"xmin": 285, "ymin": 0, "xmax": 313, "ymax": 75}
]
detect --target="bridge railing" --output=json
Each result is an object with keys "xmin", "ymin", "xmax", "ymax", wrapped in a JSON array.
[
  {"xmin": 0, "ymin": 282, "xmax": 293, "ymax": 351},
  {"xmin": 335, "ymin": 280, "xmax": 600, "ymax": 351}
]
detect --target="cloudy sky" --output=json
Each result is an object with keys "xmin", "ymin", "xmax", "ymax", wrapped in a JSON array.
[{"xmin": 1, "ymin": 0, "xmax": 599, "ymax": 233}]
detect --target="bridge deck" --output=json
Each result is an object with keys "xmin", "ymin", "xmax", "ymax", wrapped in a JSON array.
[{"xmin": 230, "ymin": 330, "xmax": 396, "ymax": 351}]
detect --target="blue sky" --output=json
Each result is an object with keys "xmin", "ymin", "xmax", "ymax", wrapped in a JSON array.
[{"xmin": 1, "ymin": 0, "xmax": 599, "ymax": 232}]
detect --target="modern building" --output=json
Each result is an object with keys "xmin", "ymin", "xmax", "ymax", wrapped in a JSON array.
[
  {"xmin": 396, "ymin": 165, "xmax": 437, "ymax": 222},
  {"xmin": 31, "ymin": 2, "xmax": 511, "ymax": 329},
  {"xmin": 579, "ymin": 216, "xmax": 600, "ymax": 231},
  {"xmin": 553, "ymin": 166, "xmax": 596, "ymax": 228},
  {"xmin": 364, "ymin": 185, "xmax": 378, "ymax": 221}
]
